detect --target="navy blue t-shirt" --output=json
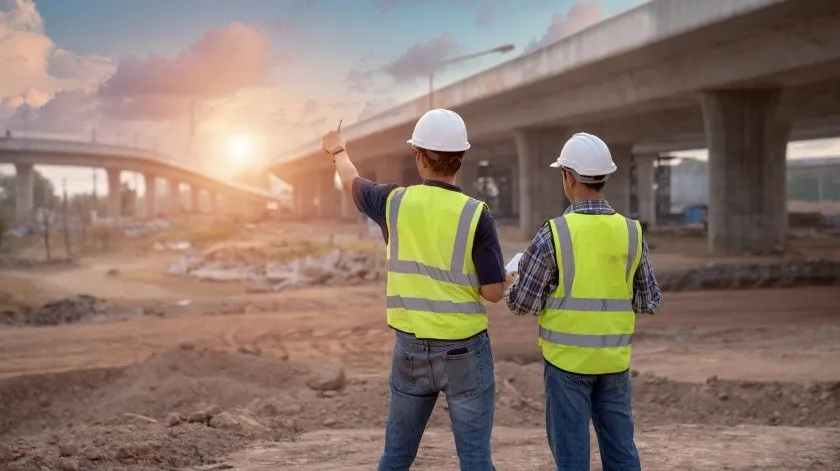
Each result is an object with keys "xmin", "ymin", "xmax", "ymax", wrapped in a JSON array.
[{"xmin": 352, "ymin": 177, "xmax": 506, "ymax": 286}]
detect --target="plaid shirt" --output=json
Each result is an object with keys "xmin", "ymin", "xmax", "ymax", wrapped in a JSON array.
[{"xmin": 505, "ymin": 199, "xmax": 661, "ymax": 316}]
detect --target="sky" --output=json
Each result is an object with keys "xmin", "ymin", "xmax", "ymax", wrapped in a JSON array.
[{"xmin": 0, "ymin": 0, "xmax": 838, "ymax": 195}]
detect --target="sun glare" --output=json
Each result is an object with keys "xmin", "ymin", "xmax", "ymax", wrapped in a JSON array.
[{"xmin": 228, "ymin": 133, "xmax": 253, "ymax": 161}]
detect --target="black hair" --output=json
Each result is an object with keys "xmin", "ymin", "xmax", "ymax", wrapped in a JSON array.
[
  {"xmin": 582, "ymin": 180, "xmax": 606, "ymax": 192},
  {"xmin": 416, "ymin": 148, "xmax": 464, "ymax": 177}
]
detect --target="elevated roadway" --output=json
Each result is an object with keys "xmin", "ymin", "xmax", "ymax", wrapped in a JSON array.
[
  {"xmin": 271, "ymin": 0, "xmax": 840, "ymax": 254},
  {"xmin": 0, "ymin": 137, "xmax": 279, "ymax": 222}
]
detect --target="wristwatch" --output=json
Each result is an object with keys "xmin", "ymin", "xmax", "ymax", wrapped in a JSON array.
[{"xmin": 329, "ymin": 145, "xmax": 346, "ymax": 162}]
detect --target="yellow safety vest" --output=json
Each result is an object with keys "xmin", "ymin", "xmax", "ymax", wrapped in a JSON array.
[
  {"xmin": 385, "ymin": 185, "xmax": 487, "ymax": 340},
  {"xmin": 538, "ymin": 212, "xmax": 642, "ymax": 375}
]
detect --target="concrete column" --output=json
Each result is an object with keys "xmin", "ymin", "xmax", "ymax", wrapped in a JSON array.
[
  {"xmin": 190, "ymin": 186, "xmax": 201, "ymax": 213},
  {"xmin": 143, "ymin": 173, "xmax": 157, "ymax": 219},
  {"xmin": 634, "ymin": 154, "xmax": 658, "ymax": 228},
  {"xmin": 168, "ymin": 179, "xmax": 181, "ymax": 215},
  {"xmin": 458, "ymin": 160, "xmax": 479, "ymax": 197},
  {"xmin": 515, "ymin": 129, "xmax": 569, "ymax": 236},
  {"xmin": 701, "ymin": 88, "xmax": 789, "ymax": 254},
  {"xmin": 209, "ymin": 191, "xmax": 218, "ymax": 213},
  {"xmin": 293, "ymin": 173, "xmax": 316, "ymax": 219},
  {"xmin": 106, "ymin": 168, "xmax": 122, "ymax": 221},
  {"xmin": 340, "ymin": 190, "xmax": 355, "ymax": 220},
  {"xmin": 14, "ymin": 163, "xmax": 34, "ymax": 222},
  {"xmin": 604, "ymin": 144, "xmax": 632, "ymax": 215},
  {"xmin": 374, "ymin": 155, "xmax": 406, "ymax": 185},
  {"xmin": 316, "ymin": 169, "xmax": 340, "ymax": 219}
]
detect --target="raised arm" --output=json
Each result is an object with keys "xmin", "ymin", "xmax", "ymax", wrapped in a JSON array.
[{"xmin": 322, "ymin": 130, "xmax": 358, "ymax": 194}]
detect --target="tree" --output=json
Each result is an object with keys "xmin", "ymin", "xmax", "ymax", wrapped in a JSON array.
[{"xmin": 0, "ymin": 170, "xmax": 59, "ymax": 217}]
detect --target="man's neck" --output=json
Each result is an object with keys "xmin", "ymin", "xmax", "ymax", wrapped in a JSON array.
[
  {"xmin": 425, "ymin": 176, "xmax": 457, "ymax": 186},
  {"xmin": 569, "ymin": 193, "xmax": 604, "ymax": 204}
]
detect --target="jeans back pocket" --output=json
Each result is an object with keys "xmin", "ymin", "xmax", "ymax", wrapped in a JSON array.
[
  {"xmin": 389, "ymin": 348, "xmax": 415, "ymax": 393},
  {"xmin": 444, "ymin": 342, "xmax": 493, "ymax": 398}
]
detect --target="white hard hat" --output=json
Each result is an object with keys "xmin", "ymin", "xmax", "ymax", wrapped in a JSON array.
[
  {"xmin": 406, "ymin": 109, "xmax": 471, "ymax": 152},
  {"xmin": 549, "ymin": 132, "xmax": 617, "ymax": 182}
]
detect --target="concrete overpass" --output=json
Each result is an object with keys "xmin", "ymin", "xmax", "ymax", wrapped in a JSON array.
[
  {"xmin": 271, "ymin": 0, "xmax": 840, "ymax": 254},
  {"xmin": 0, "ymin": 137, "xmax": 279, "ymax": 222}
]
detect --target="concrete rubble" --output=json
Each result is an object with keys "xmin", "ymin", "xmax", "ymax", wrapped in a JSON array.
[
  {"xmin": 165, "ymin": 243, "xmax": 384, "ymax": 292},
  {"xmin": 25, "ymin": 295, "xmax": 107, "ymax": 326},
  {"xmin": 658, "ymin": 260, "xmax": 840, "ymax": 292}
]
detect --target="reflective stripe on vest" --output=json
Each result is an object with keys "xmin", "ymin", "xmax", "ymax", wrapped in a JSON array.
[
  {"xmin": 538, "ymin": 213, "xmax": 641, "ymax": 374},
  {"xmin": 385, "ymin": 186, "xmax": 487, "ymax": 340}
]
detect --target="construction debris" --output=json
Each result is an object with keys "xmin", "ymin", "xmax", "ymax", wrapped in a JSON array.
[
  {"xmin": 27, "ymin": 295, "xmax": 107, "ymax": 326},
  {"xmin": 165, "ymin": 243, "xmax": 383, "ymax": 292},
  {"xmin": 658, "ymin": 260, "xmax": 840, "ymax": 292}
]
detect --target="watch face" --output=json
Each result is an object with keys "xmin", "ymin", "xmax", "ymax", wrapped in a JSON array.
[{"xmin": 331, "ymin": 145, "xmax": 344, "ymax": 154}]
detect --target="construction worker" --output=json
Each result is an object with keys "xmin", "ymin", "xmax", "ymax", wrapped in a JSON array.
[
  {"xmin": 322, "ymin": 109, "xmax": 506, "ymax": 471},
  {"xmin": 504, "ymin": 132, "xmax": 661, "ymax": 471}
]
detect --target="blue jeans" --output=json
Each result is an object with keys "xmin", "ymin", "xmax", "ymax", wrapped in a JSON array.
[
  {"xmin": 544, "ymin": 361, "xmax": 640, "ymax": 471},
  {"xmin": 378, "ymin": 330, "xmax": 496, "ymax": 471}
]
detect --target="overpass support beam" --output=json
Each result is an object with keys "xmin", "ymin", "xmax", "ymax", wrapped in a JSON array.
[
  {"xmin": 14, "ymin": 163, "xmax": 34, "ymax": 223},
  {"xmin": 604, "ymin": 144, "xmax": 632, "ymax": 216},
  {"xmin": 292, "ymin": 173, "xmax": 316, "ymax": 219},
  {"xmin": 207, "ymin": 190, "xmax": 219, "ymax": 213},
  {"xmin": 458, "ymin": 160, "xmax": 479, "ymax": 198},
  {"xmin": 143, "ymin": 173, "xmax": 157, "ymax": 219},
  {"xmin": 701, "ymin": 89, "xmax": 789, "ymax": 254},
  {"xmin": 374, "ymin": 155, "xmax": 406, "ymax": 185},
  {"xmin": 316, "ymin": 170, "xmax": 340, "ymax": 219},
  {"xmin": 106, "ymin": 168, "xmax": 122, "ymax": 221},
  {"xmin": 190, "ymin": 186, "xmax": 201, "ymax": 213},
  {"xmin": 634, "ymin": 154, "xmax": 658, "ymax": 228},
  {"xmin": 514, "ymin": 129, "xmax": 569, "ymax": 237},
  {"xmin": 168, "ymin": 179, "xmax": 181, "ymax": 216},
  {"xmin": 340, "ymin": 191, "xmax": 355, "ymax": 220}
]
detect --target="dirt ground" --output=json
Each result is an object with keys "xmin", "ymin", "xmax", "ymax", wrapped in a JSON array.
[{"xmin": 1, "ymin": 222, "xmax": 839, "ymax": 470}]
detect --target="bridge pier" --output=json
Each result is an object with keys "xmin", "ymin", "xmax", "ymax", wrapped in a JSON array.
[
  {"xmin": 316, "ymin": 169, "xmax": 340, "ymax": 219},
  {"xmin": 14, "ymin": 163, "xmax": 34, "ymax": 223},
  {"xmin": 374, "ymin": 155, "xmax": 407, "ymax": 186},
  {"xmin": 634, "ymin": 154, "xmax": 658, "ymax": 228},
  {"xmin": 209, "ymin": 191, "xmax": 218, "ymax": 213},
  {"xmin": 106, "ymin": 168, "xmax": 122, "ymax": 221},
  {"xmin": 604, "ymin": 144, "xmax": 632, "ymax": 216},
  {"xmin": 190, "ymin": 186, "xmax": 201, "ymax": 213},
  {"xmin": 168, "ymin": 179, "xmax": 181, "ymax": 216},
  {"xmin": 458, "ymin": 160, "xmax": 479, "ymax": 198},
  {"xmin": 514, "ymin": 129, "xmax": 569, "ymax": 237},
  {"xmin": 340, "ymin": 190, "xmax": 354, "ymax": 220},
  {"xmin": 292, "ymin": 173, "xmax": 316, "ymax": 219},
  {"xmin": 143, "ymin": 173, "xmax": 157, "ymax": 219},
  {"xmin": 701, "ymin": 88, "xmax": 789, "ymax": 254}
]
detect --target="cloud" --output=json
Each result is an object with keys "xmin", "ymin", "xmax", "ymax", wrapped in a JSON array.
[
  {"xmin": 97, "ymin": 22, "xmax": 274, "ymax": 121},
  {"xmin": 1, "ymin": 0, "xmax": 114, "ymax": 135},
  {"xmin": 100, "ymin": 22, "xmax": 272, "ymax": 100},
  {"xmin": 5, "ymin": 88, "xmax": 97, "ymax": 134},
  {"xmin": 524, "ymin": 0, "xmax": 604, "ymax": 53},
  {"xmin": 48, "ymin": 49, "xmax": 113, "ymax": 80},
  {"xmin": 384, "ymin": 33, "xmax": 458, "ymax": 84}
]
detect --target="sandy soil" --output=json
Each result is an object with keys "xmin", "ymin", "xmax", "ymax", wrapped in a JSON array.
[
  {"xmin": 0, "ymin": 225, "xmax": 839, "ymax": 470},
  {"xmin": 227, "ymin": 426, "xmax": 840, "ymax": 471}
]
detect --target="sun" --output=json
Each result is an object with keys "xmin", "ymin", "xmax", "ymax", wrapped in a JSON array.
[{"xmin": 228, "ymin": 133, "xmax": 253, "ymax": 161}]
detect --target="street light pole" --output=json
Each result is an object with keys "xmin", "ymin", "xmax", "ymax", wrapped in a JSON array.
[{"xmin": 428, "ymin": 43, "xmax": 515, "ymax": 110}]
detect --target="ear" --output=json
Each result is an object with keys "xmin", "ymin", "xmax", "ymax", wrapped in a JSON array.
[{"xmin": 416, "ymin": 152, "xmax": 428, "ymax": 170}]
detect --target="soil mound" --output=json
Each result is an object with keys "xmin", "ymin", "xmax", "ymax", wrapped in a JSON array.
[
  {"xmin": 0, "ymin": 345, "xmax": 303, "ymax": 438},
  {"xmin": 90, "ymin": 345, "xmax": 303, "ymax": 421}
]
